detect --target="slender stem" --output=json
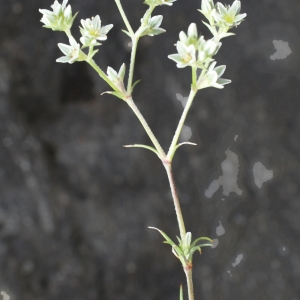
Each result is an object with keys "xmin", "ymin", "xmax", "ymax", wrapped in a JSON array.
[
  {"xmin": 184, "ymin": 268, "xmax": 194, "ymax": 300},
  {"xmin": 167, "ymin": 88, "xmax": 197, "ymax": 161},
  {"xmin": 127, "ymin": 36, "xmax": 139, "ymax": 93},
  {"xmin": 126, "ymin": 97, "xmax": 166, "ymax": 158},
  {"xmin": 114, "ymin": 0, "xmax": 134, "ymax": 36},
  {"xmin": 192, "ymin": 66, "xmax": 197, "ymax": 87},
  {"xmin": 127, "ymin": 6, "xmax": 155, "ymax": 93},
  {"xmin": 164, "ymin": 164, "xmax": 186, "ymax": 240}
]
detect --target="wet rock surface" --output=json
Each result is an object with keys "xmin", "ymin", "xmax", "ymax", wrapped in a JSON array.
[{"xmin": 0, "ymin": 0, "xmax": 300, "ymax": 299}]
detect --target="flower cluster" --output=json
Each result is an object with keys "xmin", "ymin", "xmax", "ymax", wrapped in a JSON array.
[
  {"xmin": 169, "ymin": 0, "xmax": 246, "ymax": 90},
  {"xmin": 168, "ymin": 23, "xmax": 221, "ymax": 69},
  {"xmin": 39, "ymin": 0, "xmax": 77, "ymax": 32},
  {"xmin": 200, "ymin": 0, "xmax": 247, "ymax": 40},
  {"xmin": 80, "ymin": 15, "xmax": 113, "ymax": 48}
]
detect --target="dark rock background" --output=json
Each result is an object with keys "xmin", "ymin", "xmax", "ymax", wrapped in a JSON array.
[{"xmin": 1, "ymin": 0, "xmax": 300, "ymax": 299}]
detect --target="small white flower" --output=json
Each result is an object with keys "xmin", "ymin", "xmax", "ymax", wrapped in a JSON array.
[
  {"xmin": 213, "ymin": 0, "xmax": 247, "ymax": 28},
  {"xmin": 39, "ymin": 0, "xmax": 77, "ymax": 32},
  {"xmin": 140, "ymin": 15, "xmax": 166, "ymax": 37},
  {"xmin": 80, "ymin": 15, "xmax": 113, "ymax": 48},
  {"xmin": 173, "ymin": 23, "xmax": 222, "ymax": 68},
  {"xmin": 179, "ymin": 23, "xmax": 199, "ymax": 47},
  {"xmin": 198, "ymin": 0, "xmax": 215, "ymax": 21},
  {"xmin": 107, "ymin": 63, "xmax": 126, "ymax": 83},
  {"xmin": 56, "ymin": 36, "xmax": 81, "ymax": 63},
  {"xmin": 197, "ymin": 36, "xmax": 221, "ymax": 64},
  {"xmin": 168, "ymin": 42, "xmax": 197, "ymax": 68},
  {"xmin": 197, "ymin": 61, "xmax": 231, "ymax": 89}
]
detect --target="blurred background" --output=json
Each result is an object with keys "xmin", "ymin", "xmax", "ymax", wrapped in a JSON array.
[{"xmin": 1, "ymin": 0, "xmax": 300, "ymax": 299}]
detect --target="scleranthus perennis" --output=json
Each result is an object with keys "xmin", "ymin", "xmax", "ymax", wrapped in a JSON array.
[{"xmin": 39, "ymin": 1, "xmax": 246, "ymax": 300}]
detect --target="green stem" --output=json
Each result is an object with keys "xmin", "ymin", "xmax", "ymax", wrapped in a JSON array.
[
  {"xmin": 192, "ymin": 66, "xmax": 197, "ymax": 88},
  {"xmin": 114, "ymin": 0, "xmax": 134, "ymax": 36},
  {"xmin": 87, "ymin": 58, "xmax": 119, "ymax": 92},
  {"xmin": 167, "ymin": 88, "xmax": 197, "ymax": 161},
  {"xmin": 164, "ymin": 164, "xmax": 186, "ymax": 240},
  {"xmin": 127, "ymin": 5, "xmax": 155, "ymax": 93},
  {"xmin": 127, "ymin": 36, "xmax": 139, "ymax": 93},
  {"xmin": 126, "ymin": 97, "xmax": 166, "ymax": 158}
]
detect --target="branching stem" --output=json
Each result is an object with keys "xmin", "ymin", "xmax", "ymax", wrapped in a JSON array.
[
  {"xmin": 126, "ymin": 97, "xmax": 166, "ymax": 158},
  {"xmin": 114, "ymin": 0, "xmax": 134, "ymax": 36}
]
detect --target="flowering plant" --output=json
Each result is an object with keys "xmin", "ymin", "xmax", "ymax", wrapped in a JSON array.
[{"xmin": 39, "ymin": 0, "xmax": 246, "ymax": 299}]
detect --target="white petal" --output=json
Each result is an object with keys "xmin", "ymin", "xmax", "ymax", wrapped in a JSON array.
[
  {"xmin": 94, "ymin": 15, "xmax": 101, "ymax": 29},
  {"xmin": 214, "ymin": 65, "xmax": 226, "ymax": 77},
  {"xmin": 217, "ymin": 78, "xmax": 231, "ymax": 85},
  {"xmin": 179, "ymin": 31, "xmax": 188, "ymax": 44},
  {"xmin": 188, "ymin": 23, "xmax": 197, "ymax": 38},
  {"xmin": 58, "ymin": 43, "xmax": 72, "ymax": 55},
  {"xmin": 62, "ymin": 0, "xmax": 69, "ymax": 10},
  {"xmin": 56, "ymin": 56, "xmax": 71, "ymax": 63},
  {"xmin": 228, "ymin": 0, "xmax": 240, "ymax": 16},
  {"xmin": 107, "ymin": 67, "xmax": 118, "ymax": 80}
]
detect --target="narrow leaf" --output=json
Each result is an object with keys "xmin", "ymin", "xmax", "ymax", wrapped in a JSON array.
[
  {"xmin": 148, "ymin": 227, "xmax": 176, "ymax": 246},
  {"xmin": 191, "ymin": 236, "xmax": 213, "ymax": 248},
  {"xmin": 122, "ymin": 29, "xmax": 131, "ymax": 37},
  {"xmin": 123, "ymin": 144, "xmax": 159, "ymax": 157},
  {"xmin": 131, "ymin": 79, "xmax": 142, "ymax": 92},
  {"xmin": 101, "ymin": 91, "xmax": 125, "ymax": 100}
]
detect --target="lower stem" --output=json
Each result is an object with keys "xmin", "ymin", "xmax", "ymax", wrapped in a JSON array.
[
  {"xmin": 184, "ymin": 268, "xmax": 194, "ymax": 300},
  {"xmin": 164, "ymin": 164, "xmax": 194, "ymax": 300},
  {"xmin": 163, "ymin": 164, "xmax": 186, "ymax": 241}
]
